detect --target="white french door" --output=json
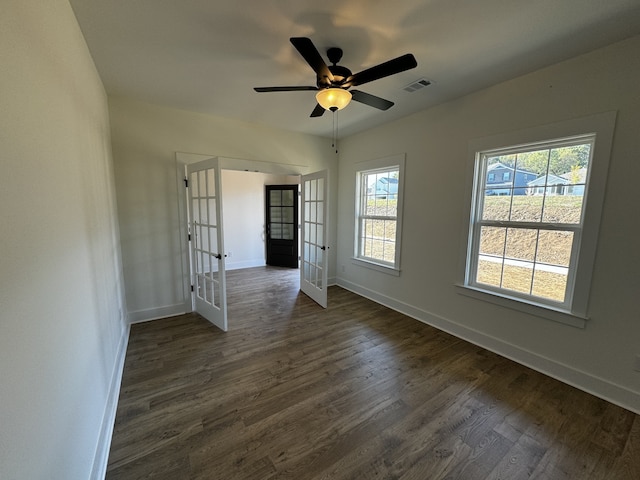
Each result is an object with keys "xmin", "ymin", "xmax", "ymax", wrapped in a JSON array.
[
  {"xmin": 300, "ymin": 170, "xmax": 329, "ymax": 308},
  {"xmin": 186, "ymin": 158, "xmax": 227, "ymax": 331}
]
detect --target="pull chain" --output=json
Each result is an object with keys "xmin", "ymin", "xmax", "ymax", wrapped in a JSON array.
[{"xmin": 331, "ymin": 109, "xmax": 339, "ymax": 154}]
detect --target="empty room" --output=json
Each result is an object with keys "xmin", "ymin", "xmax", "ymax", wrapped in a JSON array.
[{"xmin": 2, "ymin": 1, "xmax": 640, "ymax": 479}]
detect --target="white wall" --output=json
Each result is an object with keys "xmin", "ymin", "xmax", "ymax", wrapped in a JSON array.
[
  {"xmin": 335, "ymin": 36, "xmax": 640, "ymax": 412},
  {"xmin": 109, "ymin": 97, "xmax": 336, "ymax": 322},
  {"xmin": 0, "ymin": 1, "xmax": 127, "ymax": 479},
  {"xmin": 222, "ymin": 170, "xmax": 299, "ymax": 270}
]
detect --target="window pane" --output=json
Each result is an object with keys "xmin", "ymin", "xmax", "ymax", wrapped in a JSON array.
[
  {"xmin": 199, "ymin": 199, "xmax": 207, "ymax": 224},
  {"xmin": 309, "ymin": 223, "xmax": 316, "ymax": 246},
  {"xmin": 501, "ymin": 261, "xmax": 534, "ymax": 295},
  {"xmin": 371, "ymin": 239, "xmax": 385, "ymax": 259},
  {"xmin": 191, "ymin": 199, "xmax": 200, "ymax": 223},
  {"xmin": 482, "ymin": 195, "xmax": 510, "ymax": 221},
  {"xmin": 510, "ymin": 195, "xmax": 543, "ymax": 223},
  {"xmin": 363, "ymin": 218, "xmax": 373, "ymax": 238},
  {"xmin": 310, "ymin": 179, "xmax": 317, "ymax": 201},
  {"xmin": 479, "ymin": 226, "xmax": 506, "ymax": 257},
  {"xmin": 542, "ymin": 195, "xmax": 584, "ymax": 224},
  {"xmin": 282, "ymin": 189, "xmax": 294, "ymax": 206},
  {"xmin": 532, "ymin": 266, "xmax": 567, "ymax": 303},
  {"xmin": 504, "ymin": 228, "xmax": 537, "ymax": 262},
  {"xmin": 270, "ymin": 207, "xmax": 282, "ymax": 222},
  {"xmin": 303, "ymin": 261, "xmax": 310, "ymax": 282},
  {"xmin": 282, "ymin": 206, "xmax": 294, "ymax": 223},
  {"xmin": 309, "ymin": 201, "xmax": 316, "ymax": 223},
  {"xmin": 207, "ymin": 199, "xmax": 217, "ymax": 226},
  {"xmin": 476, "ymin": 257, "xmax": 503, "ymax": 288},
  {"xmin": 198, "ymin": 170, "xmax": 206, "ymax": 197},
  {"xmin": 366, "ymin": 196, "xmax": 397, "ymax": 217},
  {"xmin": 536, "ymin": 230, "xmax": 573, "ymax": 267},
  {"xmin": 282, "ymin": 224, "xmax": 294, "ymax": 240},
  {"xmin": 363, "ymin": 238, "xmax": 373, "ymax": 257},
  {"xmin": 383, "ymin": 243, "xmax": 396, "ymax": 263},
  {"xmin": 206, "ymin": 169, "xmax": 216, "ymax": 196},
  {"xmin": 270, "ymin": 190, "xmax": 282, "ymax": 206}
]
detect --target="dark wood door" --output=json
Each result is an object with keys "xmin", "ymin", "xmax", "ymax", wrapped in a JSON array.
[{"xmin": 266, "ymin": 185, "xmax": 298, "ymax": 268}]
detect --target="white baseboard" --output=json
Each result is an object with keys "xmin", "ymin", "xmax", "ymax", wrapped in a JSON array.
[
  {"xmin": 90, "ymin": 322, "xmax": 130, "ymax": 480},
  {"xmin": 225, "ymin": 259, "xmax": 266, "ymax": 271},
  {"xmin": 337, "ymin": 278, "xmax": 640, "ymax": 415},
  {"xmin": 128, "ymin": 304, "xmax": 187, "ymax": 324}
]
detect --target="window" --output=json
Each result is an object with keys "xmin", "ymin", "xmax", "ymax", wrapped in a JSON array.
[
  {"xmin": 503, "ymin": 171, "xmax": 511, "ymax": 181},
  {"xmin": 460, "ymin": 112, "xmax": 616, "ymax": 325},
  {"xmin": 354, "ymin": 154, "xmax": 405, "ymax": 273}
]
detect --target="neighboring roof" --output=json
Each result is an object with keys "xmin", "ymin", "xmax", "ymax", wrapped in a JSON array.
[
  {"xmin": 527, "ymin": 174, "xmax": 569, "ymax": 186},
  {"xmin": 487, "ymin": 162, "xmax": 537, "ymax": 175}
]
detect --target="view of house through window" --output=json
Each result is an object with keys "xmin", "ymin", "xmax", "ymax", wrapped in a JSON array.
[
  {"xmin": 467, "ymin": 135, "xmax": 594, "ymax": 308},
  {"xmin": 356, "ymin": 164, "xmax": 402, "ymax": 268}
]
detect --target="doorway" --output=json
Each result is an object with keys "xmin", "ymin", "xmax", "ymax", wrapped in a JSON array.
[
  {"xmin": 265, "ymin": 184, "xmax": 299, "ymax": 268},
  {"xmin": 176, "ymin": 153, "xmax": 329, "ymax": 329}
]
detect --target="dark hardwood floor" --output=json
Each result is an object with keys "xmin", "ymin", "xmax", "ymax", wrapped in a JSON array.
[{"xmin": 106, "ymin": 266, "xmax": 639, "ymax": 479}]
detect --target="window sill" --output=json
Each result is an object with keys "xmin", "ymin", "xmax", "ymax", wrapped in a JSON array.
[
  {"xmin": 455, "ymin": 284, "xmax": 587, "ymax": 329},
  {"xmin": 352, "ymin": 258, "xmax": 401, "ymax": 276}
]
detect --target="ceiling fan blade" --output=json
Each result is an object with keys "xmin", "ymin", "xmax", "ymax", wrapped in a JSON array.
[
  {"xmin": 350, "ymin": 90, "xmax": 394, "ymax": 110},
  {"xmin": 346, "ymin": 53, "xmax": 417, "ymax": 87},
  {"xmin": 254, "ymin": 86, "xmax": 317, "ymax": 92},
  {"xmin": 310, "ymin": 104, "xmax": 325, "ymax": 117},
  {"xmin": 290, "ymin": 37, "xmax": 334, "ymax": 83}
]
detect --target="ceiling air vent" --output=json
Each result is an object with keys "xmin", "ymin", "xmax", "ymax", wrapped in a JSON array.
[{"xmin": 403, "ymin": 78, "xmax": 431, "ymax": 93}]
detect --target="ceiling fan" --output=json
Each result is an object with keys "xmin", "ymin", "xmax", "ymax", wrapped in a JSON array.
[{"xmin": 254, "ymin": 37, "xmax": 417, "ymax": 117}]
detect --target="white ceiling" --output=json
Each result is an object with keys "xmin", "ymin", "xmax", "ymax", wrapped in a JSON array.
[{"xmin": 69, "ymin": 0, "xmax": 640, "ymax": 138}]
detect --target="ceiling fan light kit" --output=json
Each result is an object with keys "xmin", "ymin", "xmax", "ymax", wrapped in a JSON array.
[{"xmin": 316, "ymin": 88, "xmax": 352, "ymax": 111}]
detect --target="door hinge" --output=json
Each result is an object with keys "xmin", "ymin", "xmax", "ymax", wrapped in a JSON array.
[
  {"xmin": 188, "ymin": 233, "xmax": 191, "ymax": 241},
  {"xmin": 184, "ymin": 177, "xmax": 189, "ymax": 188},
  {"xmin": 190, "ymin": 285, "xmax": 194, "ymax": 292}
]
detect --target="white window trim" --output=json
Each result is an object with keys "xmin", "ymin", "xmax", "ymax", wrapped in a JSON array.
[
  {"xmin": 353, "ymin": 154, "xmax": 406, "ymax": 275},
  {"xmin": 458, "ymin": 111, "xmax": 617, "ymax": 327}
]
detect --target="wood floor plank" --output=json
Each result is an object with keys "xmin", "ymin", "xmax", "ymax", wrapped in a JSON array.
[{"xmin": 106, "ymin": 266, "xmax": 639, "ymax": 479}]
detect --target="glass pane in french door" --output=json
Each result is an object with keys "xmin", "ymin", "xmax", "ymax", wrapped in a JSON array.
[{"xmin": 190, "ymin": 168, "xmax": 221, "ymax": 310}]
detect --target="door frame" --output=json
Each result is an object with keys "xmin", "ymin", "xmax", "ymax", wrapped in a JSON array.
[{"xmin": 176, "ymin": 153, "xmax": 310, "ymax": 315}]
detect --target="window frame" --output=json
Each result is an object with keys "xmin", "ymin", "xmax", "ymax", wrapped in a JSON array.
[
  {"xmin": 353, "ymin": 154, "xmax": 406, "ymax": 275},
  {"xmin": 458, "ymin": 112, "xmax": 616, "ymax": 327}
]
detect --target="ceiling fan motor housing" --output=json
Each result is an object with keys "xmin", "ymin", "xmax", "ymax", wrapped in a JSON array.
[
  {"xmin": 318, "ymin": 64, "xmax": 352, "ymax": 89},
  {"xmin": 316, "ymin": 47, "xmax": 352, "ymax": 89}
]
